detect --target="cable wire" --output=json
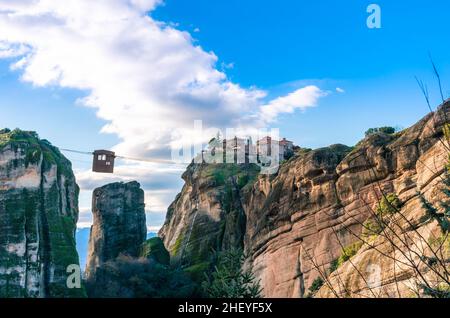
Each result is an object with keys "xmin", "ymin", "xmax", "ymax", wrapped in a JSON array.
[
  {"xmin": 60, "ymin": 148, "xmax": 184, "ymax": 166},
  {"xmin": 59, "ymin": 148, "xmax": 93, "ymax": 156},
  {"xmin": 115, "ymin": 155, "xmax": 181, "ymax": 165}
]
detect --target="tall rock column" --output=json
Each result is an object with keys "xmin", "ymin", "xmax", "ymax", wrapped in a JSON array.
[
  {"xmin": 0, "ymin": 129, "xmax": 84, "ymax": 298},
  {"xmin": 85, "ymin": 181, "xmax": 146, "ymax": 280}
]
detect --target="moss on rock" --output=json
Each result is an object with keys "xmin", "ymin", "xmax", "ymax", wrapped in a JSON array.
[
  {"xmin": 0, "ymin": 128, "xmax": 84, "ymax": 298},
  {"xmin": 140, "ymin": 237, "xmax": 170, "ymax": 266}
]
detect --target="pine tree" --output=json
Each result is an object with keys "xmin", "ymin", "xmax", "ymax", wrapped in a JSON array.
[{"xmin": 202, "ymin": 249, "xmax": 262, "ymax": 298}]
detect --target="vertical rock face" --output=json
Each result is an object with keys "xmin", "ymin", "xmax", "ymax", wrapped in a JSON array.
[
  {"xmin": 160, "ymin": 101, "xmax": 450, "ymax": 298},
  {"xmin": 159, "ymin": 164, "xmax": 260, "ymax": 274},
  {"xmin": 0, "ymin": 129, "xmax": 84, "ymax": 298},
  {"xmin": 246, "ymin": 103, "xmax": 449, "ymax": 297},
  {"xmin": 85, "ymin": 181, "xmax": 146, "ymax": 280},
  {"xmin": 316, "ymin": 103, "xmax": 450, "ymax": 298},
  {"xmin": 243, "ymin": 144, "xmax": 354, "ymax": 297}
]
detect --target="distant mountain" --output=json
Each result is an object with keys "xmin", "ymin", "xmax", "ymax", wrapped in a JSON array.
[{"xmin": 76, "ymin": 227, "xmax": 158, "ymax": 271}]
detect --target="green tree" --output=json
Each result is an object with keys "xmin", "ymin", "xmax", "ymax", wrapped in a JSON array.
[
  {"xmin": 306, "ymin": 277, "xmax": 324, "ymax": 297},
  {"xmin": 85, "ymin": 255, "xmax": 199, "ymax": 298},
  {"xmin": 377, "ymin": 193, "xmax": 402, "ymax": 217},
  {"xmin": 202, "ymin": 249, "xmax": 262, "ymax": 298},
  {"xmin": 365, "ymin": 126, "xmax": 396, "ymax": 137}
]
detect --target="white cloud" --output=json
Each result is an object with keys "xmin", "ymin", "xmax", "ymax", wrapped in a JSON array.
[
  {"xmin": 147, "ymin": 225, "xmax": 162, "ymax": 233},
  {"xmin": 0, "ymin": 0, "xmax": 264, "ymax": 158},
  {"xmin": 77, "ymin": 206, "xmax": 93, "ymax": 228},
  {"xmin": 259, "ymin": 85, "xmax": 327, "ymax": 123},
  {"xmin": 0, "ymin": 1, "xmax": 329, "ymax": 227},
  {"xmin": 145, "ymin": 189, "xmax": 177, "ymax": 213},
  {"xmin": 0, "ymin": 0, "xmax": 327, "ymax": 159},
  {"xmin": 336, "ymin": 87, "xmax": 345, "ymax": 93},
  {"xmin": 75, "ymin": 162, "xmax": 184, "ymax": 191}
]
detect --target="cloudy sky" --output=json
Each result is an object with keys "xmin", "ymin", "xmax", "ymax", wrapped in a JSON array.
[{"xmin": 0, "ymin": 0, "xmax": 449, "ymax": 231}]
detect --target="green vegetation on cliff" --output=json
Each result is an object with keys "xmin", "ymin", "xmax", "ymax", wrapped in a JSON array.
[
  {"xmin": 377, "ymin": 193, "xmax": 402, "ymax": 217},
  {"xmin": 202, "ymin": 249, "xmax": 262, "ymax": 298},
  {"xmin": 86, "ymin": 240, "xmax": 203, "ymax": 298},
  {"xmin": 0, "ymin": 128, "xmax": 85, "ymax": 298},
  {"xmin": 172, "ymin": 163, "xmax": 260, "ymax": 269},
  {"xmin": 140, "ymin": 237, "xmax": 170, "ymax": 266},
  {"xmin": 364, "ymin": 126, "xmax": 396, "ymax": 137},
  {"xmin": 0, "ymin": 128, "xmax": 73, "ymax": 176},
  {"xmin": 307, "ymin": 277, "xmax": 324, "ymax": 298},
  {"xmin": 200, "ymin": 163, "xmax": 260, "ymax": 190},
  {"xmin": 85, "ymin": 255, "xmax": 199, "ymax": 298}
]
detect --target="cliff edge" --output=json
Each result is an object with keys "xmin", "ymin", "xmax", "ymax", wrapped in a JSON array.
[
  {"xmin": 0, "ymin": 129, "xmax": 84, "ymax": 298},
  {"xmin": 160, "ymin": 101, "xmax": 450, "ymax": 297}
]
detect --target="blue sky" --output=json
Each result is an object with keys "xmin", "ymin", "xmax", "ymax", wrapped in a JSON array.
[
  {"xmin": 154, "ymin": 0, "xmax": 450, "ymax": 145},
  {"xmin": 0, "ymin": 0, "xmax": 449, "ymax": 230}
]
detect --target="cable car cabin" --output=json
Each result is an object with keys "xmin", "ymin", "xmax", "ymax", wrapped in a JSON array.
[{"xmin": 93, "ymin": 150, "xmax": 115, "ymax": 173}]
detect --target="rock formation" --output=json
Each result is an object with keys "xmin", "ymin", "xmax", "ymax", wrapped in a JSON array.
[
  {"xmin": 84, "ymin": 181, "xmax": 197, "ymax": 298},
  {"xmin": 85, "ymin": 181, "xmax": 146, "ymax": 280},
  {"xmin": 160, "ymin": 100, "xmax": 450, "ymax": 298},
  {"xmin": 159, "ymin": 164, "xmax": 260, "ymax": 274},
  {"xmin": 315, "ymin": 103, "xmax": 450, "ymax": 298},
  {"xmin": 0, "ymin": 129, "xmax": 84, "ymax": 298}
]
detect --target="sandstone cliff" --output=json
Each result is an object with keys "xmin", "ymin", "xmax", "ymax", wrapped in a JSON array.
[
  {"xmin": 315, "ymin": 103, "xmax": 450, "ymax": 298},
  {"xmin": 159, "ymin": 164, "xmax": 260, "ymax": 275},
  {"xmin": 85, "ymin": 181, "xmax": 146, "ymax": 279},
  {"xmin": 0, "ymin": 129, "xmax": 84, "ymax": 298},
  {"xmin": 160, "ymin": 101, "xmax": 450, "ymax": 298}
]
